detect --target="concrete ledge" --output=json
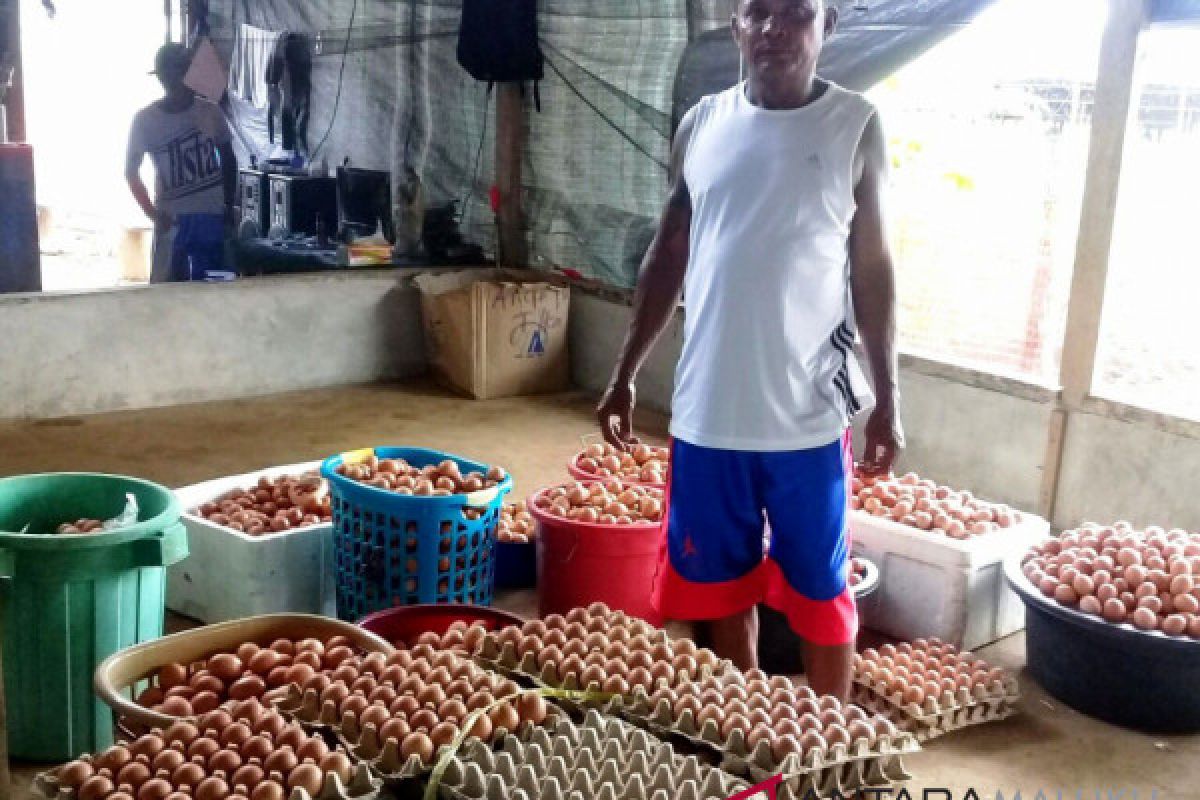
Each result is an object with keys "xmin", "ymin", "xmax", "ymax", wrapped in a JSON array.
[{"xmin": 0, "ymin": 271, "xmax": 428, "ymax": 419}]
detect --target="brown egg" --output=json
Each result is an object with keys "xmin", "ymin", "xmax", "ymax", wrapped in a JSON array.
[
  {"xmin": 428, "ymin": 720, "xmax": 459, "ymax": 749},
  {"xmin": 207, "ymin": 653, "xmax": 244, "ymax": 683},
  {"xmin": 295, "ymin": 736, "xmax": 329, "ymax": 764},
  {"xmin": 251, "ymin": 781, "xmax": 285, "ymax": 800},
  {"xmin": 232, "ymin": 763, "xmax": 265, "ymax": 791},
  {"xmin": 318, "ymin": 751, "xmax": 353, "ymax": 785},
  {"xmin": 489, "ymin": 701, "xmax": 521, "ymax": 732},
  {"xmin": 195, "ymin": 775, "xmax": 230, "ymax": 800},
  {"xmin": 380, "ymin": 717, "xmax": 411, "ymax": 745},
  {"xmin": 401, "ymin": 732, "xmax": 435, "ymax": 764},
  {"xmin": 229, "ymin": 675, "xmax": 267, "ymax": 701},
  {"xmin": 236, "ymin": 642, "xmax": 261, "ymax": 664},
  {"xmin": 218, "ymin": 722, "xmax": 253, "ymax": 749},
  {"xmin": 158, "ymin": 696, "xmax": 194, "ymax": 717},
  {"xmin": 409, "ymin": 708, "xmax": 439, "ymax": 732},
  {"xmin": 209, "ymin": 749, "xmax": 243, "ymax": 775},
  {"xmin": 171, "ymin": 762, "xmax": 206, "ymax": 789},
  {"xmin": 274, "ymin": 725, "xmax": 307, "ymax": 752},
  {"xmin": 286, "ymin": 763, "xmax": 323, "ymax": 797},
  {"xmin": 391, "ymin": 694, "xmax": 422, "ymax": 716},
  {"xmin": 238, "ymin": 734, "xmax": 272, "ymax": 763},
  {"xmin": 116, "ymin": 761, "xmax": 151, "ymax": 788},
  {"xmin": 356, "ymin": 703, "xmax": 389, "ymax": 732},
  {"xmin": 323, "ymin": 646, "xmax": 355, "ymax": 670},
  {"xmin": 157, "ymin": 663, "xmax": 190, "ymax": 691},
  {"xmin": 185, "ymin": 737, "xmax": 219, "ymax": 764},
  {"xmin": 262, "ymin": 746, "xmax": 299, "ymax": 777},
  {"xmin": 136, "ymin": 777, "xmax": 173, "ymax": 800},
  {"xmin": 151, "ymin": 748, "xmax": 186, "ymax": 775}
]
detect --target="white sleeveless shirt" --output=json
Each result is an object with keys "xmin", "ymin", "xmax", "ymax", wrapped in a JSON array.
[{"xmin": 669, "ymin": 80, "xmax": 877, "ymax": 451}]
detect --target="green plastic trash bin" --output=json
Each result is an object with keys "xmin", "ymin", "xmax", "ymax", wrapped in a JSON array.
[{"xmin": 0, "ymin": 473, "xmax": 188, "ymax": 761}]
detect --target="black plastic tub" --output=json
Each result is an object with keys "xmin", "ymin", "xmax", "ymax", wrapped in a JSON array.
[
  {"xmin": 1004, "ymin": 554, "xmax": 1200, "ymax": 733},
  {"xmin": 759, "ymin": 557, "xmax": 880, "ymax": 675}
]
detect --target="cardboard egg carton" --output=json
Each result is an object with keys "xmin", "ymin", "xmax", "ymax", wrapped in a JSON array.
[
  {"xmin": 475, "ymin": 636, "xmax": 722, "ymax": 699},
  {"xmin": 849, "ymin": 685, "xmax": 1017, "ymax": 743},
  {"xmin": 274, "ymin": 683, "xmax": 553, "ymax": 784},
  {"xmin": 34, "ymin": 756, "xmax": 382, "ymax": 800},
  {"xmin": 607, "ymin": 685, "xmax": 917, "ymax": 798},
  {"xmin": 851, "ymin": 651, "xmax": 1019, "ymax": 741},
  {"xmin": 435, "ymin": 709, "xmax": 753, "ymax": 800}
]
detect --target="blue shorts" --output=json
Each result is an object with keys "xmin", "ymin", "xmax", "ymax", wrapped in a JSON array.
[{"xmin": 651, "ymin": 433, "xmax": 857, "ymax": 645}]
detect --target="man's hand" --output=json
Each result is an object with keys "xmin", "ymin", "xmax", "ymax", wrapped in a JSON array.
[
  {"xmin": 860, "ymin": 399, "xmax": 903, "ymax": 476},
  {"xmin": 596, "ymin": 380, "xmax": 639, "ymax": 451}
]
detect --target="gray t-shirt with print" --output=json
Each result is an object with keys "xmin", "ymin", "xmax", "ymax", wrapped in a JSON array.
[{"xmin": 126, "ymin": 97, "xmax": 232, "ymax": 216}]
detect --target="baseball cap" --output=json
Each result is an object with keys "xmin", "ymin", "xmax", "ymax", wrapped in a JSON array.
[{"xmin": 149, "ymin": 43, "xmax": 191, "ymax": 75}]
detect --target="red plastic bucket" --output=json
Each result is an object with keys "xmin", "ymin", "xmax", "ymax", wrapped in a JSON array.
[
  {"xmin": 529, "ymin": 487, "xmax": 664, "ymax": 623},
  {"xmin": 357, "ymin": 603, "xmax": 523, "ymax": 648}
]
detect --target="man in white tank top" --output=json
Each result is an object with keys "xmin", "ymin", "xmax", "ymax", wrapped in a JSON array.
[{"xmin": 597, "ymin": 0, "xmax": 902, "ymax": 700}]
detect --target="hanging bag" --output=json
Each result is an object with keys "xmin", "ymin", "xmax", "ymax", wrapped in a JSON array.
[{"xmin": 457, "ymin": 0, "xmax": 543, "ymax": 109}]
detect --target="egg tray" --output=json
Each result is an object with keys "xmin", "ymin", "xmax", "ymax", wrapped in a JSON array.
[
  {"xmin": 850, "ymin": 658, "xmax": 1019, "ymax": 741},
  {"xmin": 472, "ymin": 636, "xmax": 727, "ymax": 710},
  {"xmin": 274, "ymin": 682, "xmax": 560, "ymax": 786},
  {"xmin": 849, "ymin": 684, "xmax": 1017, "ymax": 742},
  {"xmin": 600, "ymin": 686, "xmax": 918, "ymax": 797},
  {"xmin": 433, "ymin": 709, "xmax": 751, "ymax": 800},
  {"xmin": 33, "ymin": 756, "xmax": 382, "ymax": 800}
]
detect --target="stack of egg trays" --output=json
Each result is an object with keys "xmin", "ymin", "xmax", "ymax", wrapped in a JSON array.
[
  {"xmin": 32, "ymin": 743, "xmax": 382, "ymax": 800},
  {"xmin": 273, "ymin": 682, "xmax": 557, "ymax": 787},
  {"xmin": 605, "ymin": 685, "xmax": 919, "ymax": 800},
  {"xmin": 472, "ymin": 633, "xmax": 730, "ymax": 714},
  {"xmin": 849, "ymin": 669, "xmax": 1019, "ymax": 742},
  {"xmin": 434, "ymin": 709, "xmax": 755, "ymax": 800}
]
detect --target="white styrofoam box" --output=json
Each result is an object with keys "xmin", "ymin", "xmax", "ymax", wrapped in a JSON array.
[
  {"xmin": 168, "ymin": 460, "xmax": 335, "ymax": 623},
  {"xmin": 850, "ymin": 510, "xmax": 1050, "ymax": 650}
]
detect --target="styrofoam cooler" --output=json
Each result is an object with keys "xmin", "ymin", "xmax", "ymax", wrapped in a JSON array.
[
  {"xmin": 168, "ymin": 461, "xmax": 335, "ymax": 623},
  {"xmin": 851, "ymin": 510, "xmax": 1050, "ymax": 649}
]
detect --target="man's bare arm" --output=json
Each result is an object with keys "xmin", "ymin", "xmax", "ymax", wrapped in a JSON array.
[
  {"xmin": 849, "ymin": 111, "xmax": 902, "ymax": 474},
  {"xmin": 596, "ymin": 110, "xmax": 697, "ymax": 448}
]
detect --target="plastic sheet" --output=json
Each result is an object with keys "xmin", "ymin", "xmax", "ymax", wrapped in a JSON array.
[{"xmin": 204, "ymin": 1, "xmax": 998, "ymax": 288}]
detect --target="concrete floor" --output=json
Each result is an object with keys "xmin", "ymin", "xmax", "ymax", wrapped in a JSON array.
[{"xmin": 1, "ymin": 381, "xmax": 1196, "ymax": 798}]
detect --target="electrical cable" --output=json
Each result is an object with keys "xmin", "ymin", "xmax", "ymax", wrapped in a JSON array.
[
  {"xmin": 310, "ymin": 0, "xmax": 358, "ymax": 160},
  {"xmin": 458, "ymin": 86, "xmax": 491, "ymax": 227}
]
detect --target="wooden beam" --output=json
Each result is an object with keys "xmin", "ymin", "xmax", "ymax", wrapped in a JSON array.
[
  {"xmin": 1058, "ymin": 0, "xmax": 1147, "ymax": 409},
  {"xmin": 494, "ymin": 82, "xmax": 527, "ymax": 267},
  {"xmin": 1040, "ymin": 0, "xmax": 1147, "ymax": 524}
]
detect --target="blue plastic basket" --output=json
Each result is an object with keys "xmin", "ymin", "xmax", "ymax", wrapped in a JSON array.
[{"xmin": 320, "ymin": 447, "xmax": 512, "ymax": 621}]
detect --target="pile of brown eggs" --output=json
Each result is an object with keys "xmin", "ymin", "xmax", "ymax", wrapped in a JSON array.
[
  {"xmin": 54, "ymin": 701, "xmax": 357, "ymax": 800},
  {"xmin": 408, "ymin": 620, "xmax": 486, "ymax": 655},
  {"xmin": 134, "ymin": 635, "xmax": 363, "ymax": 718},
  {"xmin": 497, "ymin": 501, "xmax": 537, "ymax": 543},
  {"xmin": 532, "ymin": 481, "xmax": 664, "ymax": 526},
  {"xmin": 482, "ymin": 603, "xmax": 724, "ymax": 695},
  {"xmin": 851, "ymin": 469, "xmax": 1021, "ymax": 539},
  {"xmin": 853, "ymin": 639, "xmax": 1012, "ymax": 709},
  {"xmin": 572, "ymin": 443, "xmax": 669, "ymax": 485},
  {"xmin": 643, "ymin": 672, "xmax": 897, "ymax": 763},
  {"xmin": 56, "ymin": 518, "xmax": 107, "ymax": 534},
  {"xmin": 1021, "ymin": 522, "xmax": 1200, "ymax": 636},
  {"xmin": 285, "ymin": 643, "xmax": 549, "ymax": 769},
  {"xmin": 194, "ymin": 473, "xmax": 330, "ymax": 534},
  {"xmin": 335, "ymin": 456, "xmax": 507, "ymax": 497}
]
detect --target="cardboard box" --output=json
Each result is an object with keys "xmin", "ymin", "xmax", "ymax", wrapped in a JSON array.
[{"xmin": 414, "ymin": 269, "xmax": 570, "ymax": 399}]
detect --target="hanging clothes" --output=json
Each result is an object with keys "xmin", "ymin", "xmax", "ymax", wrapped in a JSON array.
[{"xmin": 228, "ymin": 24, "xmax": 286, "ymax": 110}]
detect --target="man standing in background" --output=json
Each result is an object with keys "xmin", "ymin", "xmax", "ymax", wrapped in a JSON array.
[{"xmin": 126, "ymin": 43, "xmax": 237, "ymax": 282}]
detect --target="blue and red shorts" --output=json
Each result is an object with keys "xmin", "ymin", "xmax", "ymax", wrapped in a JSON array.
[{"xmin": 651, "ymin": 433, "xmax": 857, "ymax": 646}]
